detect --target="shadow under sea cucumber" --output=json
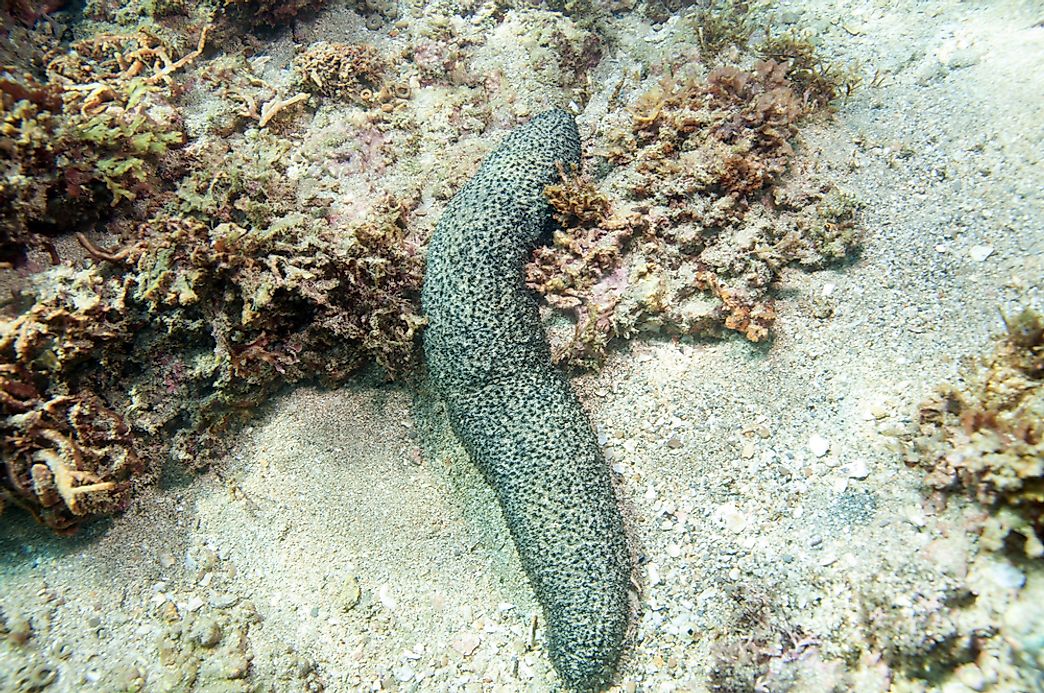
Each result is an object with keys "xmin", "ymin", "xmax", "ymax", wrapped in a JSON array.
[{"xmin": 422, "ymin": 109, "xmax": 631, "ymax": 691}]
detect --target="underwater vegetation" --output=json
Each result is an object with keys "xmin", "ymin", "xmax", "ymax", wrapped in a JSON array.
[
  {"xmin": 1, "ymin": 4, "xmax": 424, "ymax": 531},
  {"xmin": 0, "ymin": 266, "xmax": 140, "ymax": 531},
  {"xmin": 0, "ymin": 181, "xmax": 424, "ymax": 532},
  {"xmin": 1, "ymin": 27, "xmax": 199, "ymax": 264},
  {"xmin": 906, "ymin": 309, "xmax": 1044, "ymax": 558},
  {"xmin": 528, "ymin": 57, "xmax": 860, "ymax": 367},
  {"xmin": 0, "ymin": 0, "xmax": 859, "ymax": 545}
]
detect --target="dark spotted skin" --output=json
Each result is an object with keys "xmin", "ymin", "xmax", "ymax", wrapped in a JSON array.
[{"xmin": 422, "ymin": 109, "xmax": 630, "ymax": 691}]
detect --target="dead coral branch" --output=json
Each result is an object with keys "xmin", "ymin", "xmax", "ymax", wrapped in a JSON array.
[{"xmin": 257, "ymin": 92, "xmax": 309, "ymax": 127}]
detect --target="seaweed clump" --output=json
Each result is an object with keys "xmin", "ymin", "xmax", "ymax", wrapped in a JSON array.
[
  {"xmin": 1, "ymin": 200, "xmax": 425, "ymax": 532},
  {"xmin": 528, "ymin": 59, "xmax": 860, "ymax": 366},
  {"xmin": 295, "ymin": 42, "xmax": 396, "ymax": 108},
  {"xmin": 1, "ymin": 71, "xmax": 65, "ymax": 261},
  {"xmin": 0, "ymin": 28, "xmax": 204, "ymax": 263},
  {"xmin": 757, "ymin": 29, "xmax": 860, "ymax": 110},
  {"xmin": 688, "ymin": 0, "xmax": 757, "ymax": 61},
  {"xmin": 0, "ymin": 267, "xmax": 141, "ymax": 532},
  {"xmin": 128, "ymin": 204, "xmax": 425, "ymax": 391},
  {"xmin": 626, "ymin": 60, "xmax": 805, "ymax": 197},
  {"xmin": 907, "ymin": 309, "xmax": 1044, "ymax": 557},
  {"xmin": 526, "ymin": 169, "xmax": 649, "ymax": 367},
  {"xmin": 222, "ymin": 0, "xmax": 328, "ymax": 26}
]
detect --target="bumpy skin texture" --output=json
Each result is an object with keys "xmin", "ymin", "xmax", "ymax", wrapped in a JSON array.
[{"xmin": 422, "ymin": 109, "xmax": 630, "ymax": 691}]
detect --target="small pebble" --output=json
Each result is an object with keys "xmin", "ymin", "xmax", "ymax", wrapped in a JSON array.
[
  {"xmin": 378, "ymin": 584, "xmax": 397, "ymax": 610},
  {"xmin": 210, "ymin": 593, "xmax": 239, "ymax": 609},
  {"xmin": 160, "ymin": 602, "xmax": 179, "ymax": 622},
  {"xmin": 52, "ymin": 640, "xmax": 73, "ymax": 660},
  {"xmin": 968, "ymin": 244, "xmax": 993, "ymax": 261},
  {"xmin": 339, "ymin": 576, "xmax": 362, "ymax": 611},
  {"xmin": 191, "ymin": 617, "xmax": 222, "ymax": 648},
  {"xmin": 846, "ymin": 460, "xmax": 870, "ymax": 479},
  {"xmin": 955, "ymin": 662, "xmax": 986, "ymax": 691},
  {"xmin": 7, "ymin": 613, "xmax": 31, "ymax": 644},
  {"xmin": 714, "ymin": 502, "xmax": 748, "ymax": 534},
  {"xmin": 906, "ymin": 509, "xmax": 927, "ymax": 528},
  {"xmin": 451, "ymin": 632, "xmax": 480, "ymax": 657},
  {"xmin": 808, "ymin": 434, "xmax": 830, "ymax": 458},
  {"xmin": 869, "ymin": 403, "xmax": 889, "ymax": 419},
  {"xmin": 217, "ymin": 654, "xmax": 251, "ymax": 680}
]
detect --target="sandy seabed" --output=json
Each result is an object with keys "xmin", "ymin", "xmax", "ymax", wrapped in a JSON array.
[{"xmin": 2, "ymin": 0, "xmax": 1042, "ymax": 691}]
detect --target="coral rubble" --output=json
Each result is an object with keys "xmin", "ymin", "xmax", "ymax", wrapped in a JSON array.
[
  {"xmin": 0, "ymin": 266, "xmax": 139, "ymax": 531},
  {"xmin": 222, "ymin": 0, "xmax": 328, "ymax": 26},
  {"xmin": 527, "ymin": 59, "xmax": 860, "ymax": 366},
  {"xmin": 907, "ymin": 309, "xmax": 1044, "ymax": 557},
  {"xmin": 1, "ymin": 2, "xmax": 427, "ymax": 532}
]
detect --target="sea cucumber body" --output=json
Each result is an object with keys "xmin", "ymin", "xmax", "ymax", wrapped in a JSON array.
[{"xmin": 422, "ymin": 109, "xmax": 629, "ymax": 690}]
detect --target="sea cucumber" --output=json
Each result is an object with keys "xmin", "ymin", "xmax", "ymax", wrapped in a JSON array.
[{"xmin": 422, "ymin": 109, "xmax": 630, "ymax": 690}]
